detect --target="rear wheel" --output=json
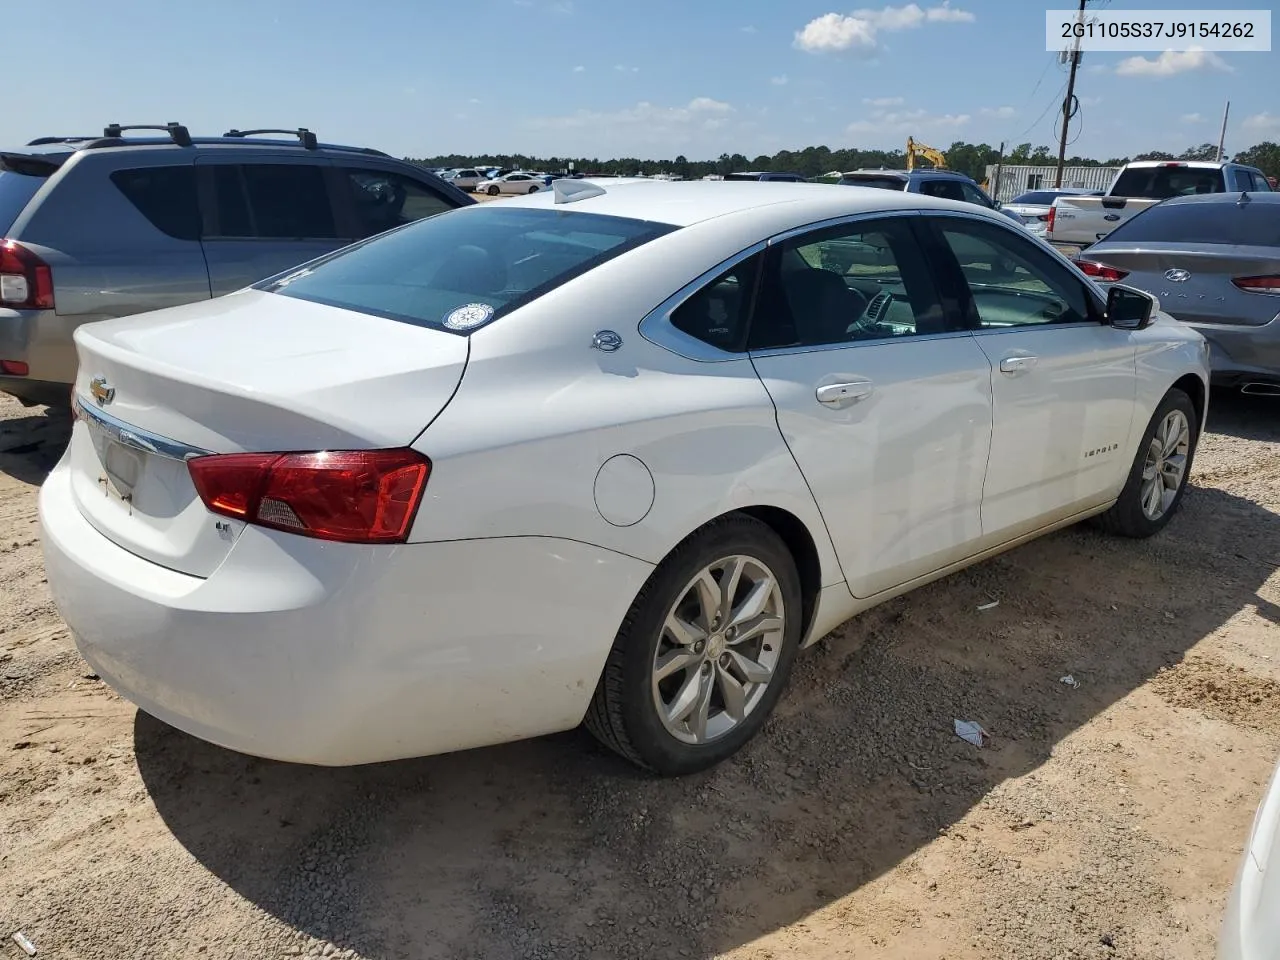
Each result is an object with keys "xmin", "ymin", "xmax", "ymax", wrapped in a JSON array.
[
  {"xmin": 1096, "ymin": 388, "xmax": 1198, "ymax": 538},
  {"xmin": 528, "ymin": 185, "xmax": 540, "ymax": 193},
  {"xmin": 487, "ymin": 185, "xmax": 500, "ymax": 196},
  {"xmin": 585, "ymin": 515, "xmax": 802, "ymax": 775}
]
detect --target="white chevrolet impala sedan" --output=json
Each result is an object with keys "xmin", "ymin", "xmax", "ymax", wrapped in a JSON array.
[{"xmin": 39, "ymin": 180, "xmax": 1209, "ymax": 775}]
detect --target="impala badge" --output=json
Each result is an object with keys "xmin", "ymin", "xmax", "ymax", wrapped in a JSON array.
[
  {"xmin": 89, "ymin": 376, "xmax": 115, "ymax": 407},
  {"xmin": 1164, "ymin": 268, "xmax": 1191, "ymax": 283}
]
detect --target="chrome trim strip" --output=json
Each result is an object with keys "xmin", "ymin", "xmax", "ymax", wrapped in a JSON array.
[
  {"xmin": 766, "ymin": 207, "xmax": 925, "ymax": 245},
  {"xmin": 74, "ymin": 397, "xmax": 213, "ymax": 462},
  {"xmin": 748, "ymin": 328, "xmax": 976, "ymax": 360}
]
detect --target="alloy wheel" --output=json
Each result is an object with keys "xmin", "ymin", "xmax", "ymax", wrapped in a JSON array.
[
  {"xmin": 650, "ymin": 555, "xmax": 785, "ymax": 745},
  {"xmin": 1140, "ymin": 408, "xmax": 1191, "ymax": 520}
]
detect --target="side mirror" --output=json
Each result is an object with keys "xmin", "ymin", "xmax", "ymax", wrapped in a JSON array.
[{"xmin": 1106, "ymin": 284, "xmax": 1159, "ymax": 330}]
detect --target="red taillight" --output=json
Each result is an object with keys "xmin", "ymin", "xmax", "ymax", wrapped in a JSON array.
[
  {"xmin": 1232, "ymin": 275, "xmax": 1280, "ymax": 295},
  {"xmin": 1073, "ymin": 259, "xmax": 1129, "ymax": 282},
  {"xmin": 1046, "ymin": 205, "xmax": 1056, "ymax": 234},
  {"xmin": 188, "ymin": 449, "xmax": 431, "ymax": 544},
  {"xmin": 0, "ymin": 240, "xmax": 54, "ymax": 310},
  {"xmin": 0, "ymin": 360, "xmax": 29, "ymax": 376}
]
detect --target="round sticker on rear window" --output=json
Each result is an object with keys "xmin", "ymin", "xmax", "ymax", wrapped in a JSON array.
[{"xmin": 443, "ymin": 302, "xmax": 495, "ymax": 331}]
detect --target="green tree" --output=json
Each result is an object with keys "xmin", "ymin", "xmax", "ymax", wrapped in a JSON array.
[
  {"xmin": 1132, "ymin": 150, "xmax": 1176, "ymax": 161},
  {"xmin": 1233, "ymin": 141, "xmax": 1280, "ymax": 179},
  {"xmin": 1178, "ymin": 143, "xmax": 1220, "ymax": 161}
]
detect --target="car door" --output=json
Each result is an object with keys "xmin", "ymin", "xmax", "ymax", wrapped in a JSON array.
[
  {"xmin": 920, "ymin": 213, "xmax": 1138, "ymax": 544},
  {"xmin": 196, "ymin": 156, "xmax": 346, "ymax": 295},
  {"xmin": 747, "ymin": 215, "xmax": 994, "ymax": 599}
]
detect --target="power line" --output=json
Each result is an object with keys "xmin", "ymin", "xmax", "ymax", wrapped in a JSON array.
[{"xmin": 1011, "ymin": 77, "xmax": 1069, "ymax": 142}]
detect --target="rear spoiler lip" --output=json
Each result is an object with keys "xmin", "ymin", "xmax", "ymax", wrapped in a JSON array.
[{"xmin": 0, "ymin": 152, "xmax": 67, "ymax": 177}]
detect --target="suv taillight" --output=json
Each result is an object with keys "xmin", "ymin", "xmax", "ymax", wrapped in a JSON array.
[
  {"xmin": 0, "ymin": 240, "xmax": 54, "ymax": 309},
  {"xmin": 188, "ymin": 449, "xmax": 431, "ymax": 544},
  {"xmin": 1046, "ymin": 205, "xmax": 1056, "ymax": 234}
]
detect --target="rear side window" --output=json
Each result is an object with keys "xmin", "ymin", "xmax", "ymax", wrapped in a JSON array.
[
  {"xmin": 919, "ymin": 179, "xmax": 967, "ymax": 203},
  {"xmin": 341, "ymin": 168, "xmax": 456, "ymax": 239},
  {"xmin": 261, "ymin": 206, "xmax": 676, "ymax": 333},
  {"xmin": 1110, "ymin": 166, "xmax": 1225, "ymax": 199},
  {"xmin": 670, "ymin": 255, "xmax": 760, "ymax": 351},
  {"xmin": 0, "ymin": 168, "xmax": 48, "ymax": 235},
  {"xmin": 1104, "ymin": 199, "xmax": 1280, "ymax": 246},
  {"xmin": 110, "ymin": 167, "xmax": 200, "ymax": 241},
  {"xmin": 207, "ymin": 164, "xmax": 338, "ymax": 239}
]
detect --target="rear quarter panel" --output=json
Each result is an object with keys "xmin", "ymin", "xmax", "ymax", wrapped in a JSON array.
[{"xmin": 405, "ymin": 210, "xmax": 845, "ymax": 589}]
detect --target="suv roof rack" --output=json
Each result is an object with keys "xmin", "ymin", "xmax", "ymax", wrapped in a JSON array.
[
  {"xmin": 224, "ymin": 128, "xmax": 319, "ymax": 150},
  {"xmin": 102, "ymin": 123, "xmax": 193, "ymax": 147},
  {"xmin": 27, "ymin": 136, "xmax": 97, "ymax": 146}
]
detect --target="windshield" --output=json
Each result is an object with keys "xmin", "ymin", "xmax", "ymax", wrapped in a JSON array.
[
  {"xmin": 0, "ymin": 168, "xmax": 47, "ymax": 234},
  {"xmin": 1103, "ymin": 197, "xmax": 1280, "ymax": 246},
  {"xmin": 1110, "ymin": 165, "xmax": 1225, "ymax": 199},
  {"xmin": 261, "ymin": 206, "xmax": 676, "ymax": 333},
  {"xmin": 838, "ymin": 176, "xmax": 906, "ymax": 191}
]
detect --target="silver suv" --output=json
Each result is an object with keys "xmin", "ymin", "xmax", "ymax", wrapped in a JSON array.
[{"xmin": 0, "ymin": 123, "xmax": 474, "ymax": 407}]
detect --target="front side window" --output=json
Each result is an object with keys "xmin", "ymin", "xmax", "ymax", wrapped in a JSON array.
[
  {"xmin": 207, "ymin": 164, "xmax": 338, "ymax": 239},
  {"xmin": 934, "ymin": 218, "xmax": 1096, "ymax": 328},
  {"xmin": 750, "ymin": 217, "xmax": 951, "ymax": 350},
  {"xmin": 260, "ymin": 206, "xmax": 675, "ymax": 333},
  {"xmin": 342, "ymin": 168, "xmax": 456, "ymax": 239},
  {"xmin": 960, "ymin": 182, "xmax": 994, "ymax": 208}
]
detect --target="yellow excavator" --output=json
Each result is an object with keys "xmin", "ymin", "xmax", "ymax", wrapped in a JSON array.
[{"xmin": 906, "ymin": 137, "xmax": 948, "ymax": 172}]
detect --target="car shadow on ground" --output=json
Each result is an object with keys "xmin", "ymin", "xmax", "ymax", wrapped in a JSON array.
[
  {"xmin": 0, "ymin": 409, "xmax": 71, "ymax": 486},
  {"xmin": 131, "ymin": 402, "xmax": 1280, "ymax": 959},
  {"xmin": 1206, "ymin": 387, "xmax": 1280, "ymax": 442}
]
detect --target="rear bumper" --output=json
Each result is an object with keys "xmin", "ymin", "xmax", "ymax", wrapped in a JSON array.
[
  {"xmin": 0, "ymin": 375, "xmax": 69, "ymax": 407},
  {"xmin": 39, "ymin": 459, "xmax": 654, "ymax": 765},
  {"xmin": 1185, "ymin": 322, "xmax": 1280, "ymax": 386}
]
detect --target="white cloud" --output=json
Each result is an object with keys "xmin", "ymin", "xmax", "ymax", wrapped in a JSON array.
[
  {"xmin": 741, "ymin": 24, "xmax": 758, "ymax": 33},
  {"xmin": 528, "ymin": 97, "xmax": 735, "ymax": 133},
  {"xmin": 863, "ymin": 96, "xmax": 905, "ymax": 107},
  {"xmin": 1242, "ymin": 112, "xmax": 1280, "ymax": 135},
  {"xmin": 468, "ymin": 98, "xmax": 482, "ymax": 104},
  {"xmin": 980, "ymin": 105, "xmax": 1015, "ymax": 119},
  {"xmin": 1085, "ymin": 63, "xmax": 1109, "ymax": 74},
  {"xmin": 1115, "ymin": 48, "xmax": 1232, "ymax": 77},
  {"xmin": 1180, "ymin": 112, "xmax": 1204, "ymax": 123},
  {"xmin": 1080, "ymin": 95, "xmax": 1104, "ymax": 107},
  {"xmin": 847, "ymin": 107, "xmax": 970, "ymax": 135},
  {"xmin": 614, "ymin": 64, "xmax": 640, "ymax": 73},
  {"xmin": 794, "ymin": 3, "xmax": 974, "ymax": 55},
  {"xmin": 572, "ymin": 65, "xmax": 585, "ymax": 72},
  {"xmin": 771, "ymin": 74, "xmax": 789, "ymax": 86},
  {"xmin": 550, "ymin": 0, "xmax": 572, "ymax": 12}
]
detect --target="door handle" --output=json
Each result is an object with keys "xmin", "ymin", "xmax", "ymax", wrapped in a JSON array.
[
  {"xmin": 999, "ymin": 355, "xmax": 1038, "ymax": 375},
  {"xmin": 815, "ymin": 380, "xmax": 874, "ymax": 407}
]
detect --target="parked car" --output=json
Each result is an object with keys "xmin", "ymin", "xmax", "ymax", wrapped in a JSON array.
[
  {"xmin": 1219, "ymin": 753, "xmax": 1280, "ymax": 960},
  {"xmin": 1003, "ymin": 188, "xmax": 1103, "ymax": 238},
  {"xmin": 837, "ymin": 168, "xmax": 1026, "ymax": 226},
  {"xmin": 1074, "ymin": 191, "xmax": 1280, "ymax": 395},
  {"xmin": 1045, "ymin": 159, "xmax": 1272, "ymax": 253},
  {"xmin": 480, "ymin": 172, "xmax": 546, "ymax": 196},
  {"xmin": 445, "ymin": 168, "xmax": 486, "ymax": 190},
  {"xmin": 725, "ymin": 171, "xmax": 808, "ymax": 182},
  {"xmin": 40, "ymin": 180, "xmax": 1208, "ymax": 776},
  {"xmin": 0, "ymin": 123, "xmax": 474, "ymax": 408}
]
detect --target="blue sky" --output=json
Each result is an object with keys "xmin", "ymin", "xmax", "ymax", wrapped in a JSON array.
[{"xmin": 7, "ymin": 0, "xmax": 1278, "ymax": 161}]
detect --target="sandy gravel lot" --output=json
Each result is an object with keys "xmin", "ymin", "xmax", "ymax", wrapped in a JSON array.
[{"xmin": 2, "ymin": 390, "xmax": 1278, "ymax": 960}]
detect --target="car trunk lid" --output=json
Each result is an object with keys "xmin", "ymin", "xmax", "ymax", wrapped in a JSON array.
[
  {"xmin": 68, "ymin": 290, "xmax": 469, "ymax": 576},
  {"xmin": 1083, "ymin": 244, "xmax": 1280, "ymax": 327}
]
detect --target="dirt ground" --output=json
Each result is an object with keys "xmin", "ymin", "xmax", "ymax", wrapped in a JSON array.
[{"xmin": 2, "ymin": 390, "xmax": 1278, "ymax": 960}]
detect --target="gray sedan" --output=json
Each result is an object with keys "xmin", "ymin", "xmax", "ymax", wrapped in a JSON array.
[{"xmin": 1076, "ymin": 192, "xmax": 1280, "ymax": 395}]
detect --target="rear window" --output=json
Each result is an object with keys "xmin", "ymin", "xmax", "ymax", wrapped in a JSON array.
[
  {"xmin": 838, "ymin": 176, "xmax": 905, "ymax": 191},
  {"xmin": 261, "ymin": 206, "xmax": 676, "ymax": 333},
  {"xmin": 1110, "ymin": 165, "xmax": 1225, "ymax": 199},
  {"xmin": 111, "ymin": 166, "xmax": 200, "ymax": 241},
  {"xmin": 0, "ymin": 168, "xmax": 47, "ymax": 235},
  {"xmin": 1013, "ymin": 191, "xmax": 1081, "ymax": 205},
  {"xmin": 1103, "ymin": 198, "xmax": 1280, "ymax": 246}
]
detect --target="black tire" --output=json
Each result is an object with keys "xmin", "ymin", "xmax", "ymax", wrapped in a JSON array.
[
  {"xmin": 1096, "ymin": 387, "xmax": 1198, "ymax": 538},
  {"xmin": 487, "ymin": 185, "xmax": 500, "ymax": 196},
  {"xmin": 528, "ymin": 185, "xmax": 539, "ymax": 193},
  {"xmin": 584, "ymin": 514, "xmax": 803, "ymax": 775}
]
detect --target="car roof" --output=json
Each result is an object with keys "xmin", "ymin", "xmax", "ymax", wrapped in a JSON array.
[
  {"xmin": 7, "ymin": 132, "xmax": 392, "ymax": 162},
  {"xmin": 1159, "ymin": 191, "xmax": 1280, "ymax": 206},
  {"xmin": 841, "ymin": 168, "xmax": 971, "ymax": 180},
  {"xmin": 1124, "ymin": 160, "xmax": 1233, "ymax": 170},
  {"xmin": 491, "ymin": 179, "xmax": 1006, "ymax": 228}
]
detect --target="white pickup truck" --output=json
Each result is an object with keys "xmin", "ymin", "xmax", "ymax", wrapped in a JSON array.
[{"xmin": 1045, "ymin": 159, "xmax": 1273, "ymax": 253}]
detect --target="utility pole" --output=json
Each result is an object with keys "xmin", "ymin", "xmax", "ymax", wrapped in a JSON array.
[
  {"xmin": 1217, "ymin": 100, "xmax": 1230, "ymax": 161},
  {"xmin": 991, "ymin": 141, "xmax": 1006, "ymax": 202},
  {"xmin": 1055, "ymin": 0, "xmax": 1087, "ymax": 188}
]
